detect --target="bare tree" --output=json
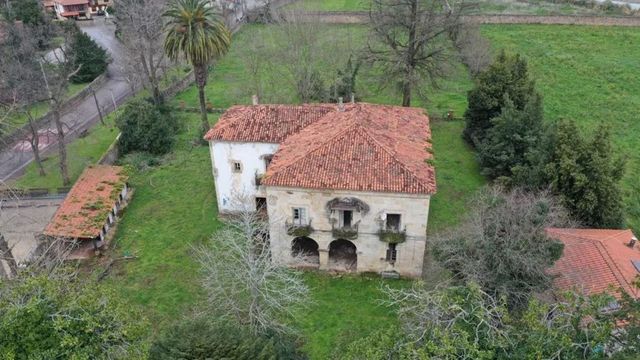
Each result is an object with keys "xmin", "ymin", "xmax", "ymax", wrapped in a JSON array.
[
  {"xmin": 38, "ymin": 27, "xmax": 81, "ymax": 186},
  {"xmin": 366, "ymin": 0, "xmax": 473, "ymax": 106},
  {"xmin": 431, "ymin": 186, "xmax": 574, "ymax": 310},
  {"xmin": 114, "ymin": 0, "xmax": 168, "ymax": 105},
  {"xmin": 456, "ymin": 23, "xmax": 492, "ymax": 77},
  {"xmin": 0, "ymin": 23, "xmax": 48, "ymax": 175},
  {"xmin": 195, "ymin": 197, "xmax": 309, "ymax": 335}
]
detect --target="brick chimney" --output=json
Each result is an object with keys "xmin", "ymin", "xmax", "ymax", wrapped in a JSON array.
[{"xmin": 252, "ymin": 94, "xmax": 259, "ymax": 105}]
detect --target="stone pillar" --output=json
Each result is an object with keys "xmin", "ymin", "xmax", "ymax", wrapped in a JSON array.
[{"xmin": 318, "ymin": 248, "xmax": 329, "ymax": 270}]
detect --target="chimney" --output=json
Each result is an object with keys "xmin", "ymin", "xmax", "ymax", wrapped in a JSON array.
[
  {"xmin": 252, "ymin": 94, "xmax": 259, "ymax": 105},
  {"xmin": 338, "ymin": 97, "xmax": 344, "ymax": 112},
  {"xmin": 630, "ymin": 236, "xmax": 638, "ymax": 248},
  {"xmin": 350, "ymin": 92, "xmax": 355, "ymax": 104}
]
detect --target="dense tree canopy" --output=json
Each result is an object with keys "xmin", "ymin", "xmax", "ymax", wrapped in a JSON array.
[
  {"xmin": 545, "ymin": 121, "xmax": 626, "ymax": 228},
  {"xmin": 432, "ymin": 187, "xmax": 571, "ymax": 309},
  {"xmin": 115, "ymin": 98, "xmax": 177, "ymax": 155},
  {"xmin": 464, "ymin": 52, "xmax": 538, "ymax": 147},
  {"xmin": 70, "ymin": 30, "xmax": 108, "ymax": 83},
  {"xmin": 0, "ymin": 272, "xmax": 146, "ymax": 359}
]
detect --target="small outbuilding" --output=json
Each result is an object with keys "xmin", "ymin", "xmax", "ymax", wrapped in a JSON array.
[{"xmin": 43, "ymin": 165, "xmax": 130, "ymax": 259}]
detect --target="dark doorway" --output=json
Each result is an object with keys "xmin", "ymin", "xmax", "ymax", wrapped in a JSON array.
[
  {"xmin": 328, "ymin": 239, "xmax": 357, "ymax": 271},
  {"xmin": 256, "ymin": 197, "xmax": 267, "ymax": 212},
  {"xmin": 342, "ymin": 210, "xmax": 353, "ymax": 227},
  {"xmin": 291, "ymin": 237, "xmax": 320, "ymax": 267}
]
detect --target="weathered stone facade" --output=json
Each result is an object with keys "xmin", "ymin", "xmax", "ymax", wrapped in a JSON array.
[{"xmin": 266, "ymin": 186, "xmax": 429, "ymax": 278}]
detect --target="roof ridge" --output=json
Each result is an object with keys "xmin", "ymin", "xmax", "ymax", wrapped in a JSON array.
[
  {"xmin": 355, "ymin": 124, "xmax": 434, "ymax": 193},
  {"xmin": 553, "ymin": 229, "xmax": 638, "ymax": 297},
  {"xmin": 266, "ymin": 121, "xmax": 362, "ymax": 180}
]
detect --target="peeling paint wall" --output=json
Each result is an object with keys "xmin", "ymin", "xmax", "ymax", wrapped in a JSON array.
[
  {"xmin": 210, "ymin": 141, "xmax": 278, "ymax": 212},
  {"xmin": 266, "ymin": 186, "xmax": 430, "ymax": 278}
]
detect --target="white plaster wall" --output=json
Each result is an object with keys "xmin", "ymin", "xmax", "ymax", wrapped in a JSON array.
[
  {"xmin": 266, "ymin": 186, "xmax": 430, "ymax": 278},
  {"xmin": 210, "ymin": 141, "xmax": 279, "ymax": 213}
]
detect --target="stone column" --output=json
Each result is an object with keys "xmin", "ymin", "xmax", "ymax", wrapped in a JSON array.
[{"xmin": 318, "ymin": 248, "xmax": 329, "ymax": 270}]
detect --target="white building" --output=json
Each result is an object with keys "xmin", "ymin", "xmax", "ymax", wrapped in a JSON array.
[{"xmin": 206, "ymin": 102, "xmax": 436, "ymax": 278}]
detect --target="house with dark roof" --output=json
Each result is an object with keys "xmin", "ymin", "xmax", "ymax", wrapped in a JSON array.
[
  {"xmin": 43, "ymin": 165, "xmax": 129, "ymax": 259},
  {"xmin": 205, "ymin": 102, "xmax": 435, "ymax": 277},
  {"xmin": 547, "ymin": 228, "xmax": 640, "ymax": 299}
]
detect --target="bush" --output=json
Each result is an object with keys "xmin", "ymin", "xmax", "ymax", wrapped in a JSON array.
[
  {"xmin": 149, "ymin": 318, "xmax": 305, "ymax": 360},
  {"xmin": 115, "ymin": 99, "xmax": 177, "ymax": 156},
  {"xmin": 70, "ymin": 31, "xmax": 108, "ymax": 83}
]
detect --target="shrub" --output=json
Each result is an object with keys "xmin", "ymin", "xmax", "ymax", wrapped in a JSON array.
[
  {"xmin": 115, "ymin": 99, "xmax": 177, "ymax": 156},
  {"xmin": 148, "ymin": 318, "xmax": 305, "ymax": 360},
  {"xmin": 70, "ymin": 31, "xmax": 108, "ymax": 83}
]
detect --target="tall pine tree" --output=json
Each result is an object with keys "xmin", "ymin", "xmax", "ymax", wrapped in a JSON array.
[
  {"xmin": 545, "ymin": 121, "xmax": 625, "ymax": 228},
  {"xmin": 478, "ymin": 93, "xmax": 544, "ymax": 184},
  {"xmin": 464, "ymin": 52, "xmax": 537, "ymax": 148},
  {"xmin": 70, "ymin": 31, "xmax": 108, "ymax": 84}
]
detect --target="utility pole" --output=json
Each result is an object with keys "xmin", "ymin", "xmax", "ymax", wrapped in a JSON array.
[{"xmin": 92, "ymin": 88, "xmax": 105, "ymax": 125}]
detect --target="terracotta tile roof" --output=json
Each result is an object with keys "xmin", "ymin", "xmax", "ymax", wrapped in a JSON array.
[
  {"xmin": 262, "ymin": 103, "xmax": 436, "ymax": 194},
  {"xmin": 44, "ymin": 165, "xmax": 128, "ymax": 239},
  {"xmin": 547, "ymin": 228, "xmax": 640, "ymax": 299},
  {"xmin": 56, "ymin": 0, "xmax": 89, "ymax": 5},
  {"xmin": 204, "ymin": 104, "xmax": 336, "ymax": 143}
]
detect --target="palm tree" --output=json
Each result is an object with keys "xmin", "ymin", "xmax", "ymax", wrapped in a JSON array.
[{"xmin": 163, "ymin": 0, "xmax": 231, "ymax": 137}]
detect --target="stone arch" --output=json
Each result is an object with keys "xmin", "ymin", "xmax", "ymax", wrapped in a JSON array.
[
  {"xmin": 328, "ymin": 239, "xmax": 357, "ymax": 271},
  {"xmin": 291, "ymin": 237, "xmax": 319, "ymax": 267}
]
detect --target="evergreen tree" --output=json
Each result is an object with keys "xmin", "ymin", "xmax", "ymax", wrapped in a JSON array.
[
  {"xmin": 478, "ymin": 93, "xmax": 544, "ymax": 184},
  {"xmin": 115, "ymin": 99, "xmax": 177, "ymax": 155},
  {"xmin": 6, "ymin": 0, "xmax": 45, "ymax": 25},
  {"xmin": 464, "ymin": 52, "xmax": 537, "ymax": 147},
  {"xmin": 546, "ymin": 121, "xmax": 626, "ymax": 228},
  {"xmin": 329, "ymin": 56, "xmax": 360, "ymax": 103},
  {"xmin": 70, "ymin": 30, "xmax": 108, "ymax": 83}
]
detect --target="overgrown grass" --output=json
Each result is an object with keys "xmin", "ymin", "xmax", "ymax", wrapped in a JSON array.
[{"xmin": 482, "ymin": 24, "xmax": 640, "ymax": 231}]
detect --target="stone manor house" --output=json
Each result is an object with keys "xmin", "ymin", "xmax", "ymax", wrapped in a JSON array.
[{"xmin": 205, "ymin": 102, "xmax": 436, "ymax": 278}]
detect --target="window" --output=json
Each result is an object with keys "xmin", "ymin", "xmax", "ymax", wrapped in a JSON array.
[
  {"xmin": 386, "ymin": 243, "xmax": 397, "ymax": 263},
  {"xmin": 264, "ymin": 155, "xmax": 273, "ymax": 169},
  {"xmin": 386, "ymin": 214, "xmax": 401, "ymax": 231},
  {"xmin": 341, "ymin": 210, "xmax": 353, "ymax": 228},
  {"xmin": 256, "ymin": 197, "xmax": 267, "ymax": 212},
  {"xmin": 292, "ymin": 207, "xmax": 307, "ymax": 225},
  {"xmin": 232, "ymin": 161, "xmax": 242, "ymax": 173}
]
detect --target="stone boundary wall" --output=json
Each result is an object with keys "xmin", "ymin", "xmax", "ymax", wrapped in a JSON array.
[
  {"xmin": 293, "ymin": 11, "xmax": 640, "ymax": 26},
  {"xmin": 0, "ymin": 73, "xmax": 109, "ymax": 152}
]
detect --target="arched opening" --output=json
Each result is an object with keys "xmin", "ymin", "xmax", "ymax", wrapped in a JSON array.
[
  {"xmin": 291, "ymin": 237, "xmax": 319, "ymax": 267},
  {"xmin": 328, "ymin": 239, "xmax": 357, "ymax": 271}
]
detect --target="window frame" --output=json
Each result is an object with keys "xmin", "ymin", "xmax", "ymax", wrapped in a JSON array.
[
  {"xmin": 292, "ymin": 207, "xmax": 307, "ymax": 225},
  {"xmin": 231, "ymin": 161, "xmax": 242, "ymax": 173},
  {"xmin": 385, "ymin": 213, "xmax": 402, "ymax": 231}
]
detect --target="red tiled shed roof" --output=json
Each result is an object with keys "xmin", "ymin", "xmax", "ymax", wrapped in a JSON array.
[
  {"xmin": 204, "ymin": 104, "xmax": 336, "ymax": 143},
  {"xmin": 56, "ymin": 0, "xmax": 89, "ymax": 5},
  {"xmin": 44, "ymin": 165, "xmax": 128, "ymax": 239},
  {"xmin": 262, "ymin": 103, "xmax": 436, "ymax": 194},
  {"xmin": 547, "ymin": 228, "xmax": 640, "ymax": 299}
]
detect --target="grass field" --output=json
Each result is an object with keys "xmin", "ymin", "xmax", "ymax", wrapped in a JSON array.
[
  {"xmin": 284, "ymin": 0, "xmax": 632, "ymax": 15},
  {"xmin": 482, "ymin": 24, "xmax": 640, "ymax": 231}
]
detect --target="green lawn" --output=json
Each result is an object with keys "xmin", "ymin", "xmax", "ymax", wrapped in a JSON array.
[
  {"xmin": 482, "ymin": 24, "xmax": 640, "ymax": 231},
  {"xmin": 284, "ymin": 0, "xmax": 631, "ymax": 15}
]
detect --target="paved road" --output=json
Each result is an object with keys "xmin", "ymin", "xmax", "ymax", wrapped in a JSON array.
[{"xmin": 0, "ymin": 19, "xmax": 137, "ymax": 182}]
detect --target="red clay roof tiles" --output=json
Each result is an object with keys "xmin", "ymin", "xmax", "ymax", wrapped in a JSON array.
[
  {"xmin": 44, "ymin": 165, "xmax": 127, "ymax": 239},
  {"xmin": 262, "ymin": 103, "xmax": 436, "ymax": 194},
  {"xmin": 547, "ymin": 228, "xmax": 640, "ymax": 299},
  {"xmin": 204, "ymin": 104, "xmax": 336, "ymax": 143},
  {"xmin": 206, "ymin": 103, "xmax": 435, "ymax": 194}
]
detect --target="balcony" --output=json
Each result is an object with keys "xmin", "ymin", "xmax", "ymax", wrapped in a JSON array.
[
  {"xmin": 378, "ymin": 228, "xmax": 407, "ymax": 244},
  {"xmin": 255, "ymin": 173, "xmax": 264, "ymax": 187},
  {"xmin": 286, "ymin": 220, "xmax": 313, "ymax": 237},
  {"xmin": 332, "ymin": 223, "xmax": 359, "ymax": 240}
]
